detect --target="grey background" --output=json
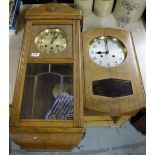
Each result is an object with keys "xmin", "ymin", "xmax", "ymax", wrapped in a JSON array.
[{"xmin": 10, "ymin": 121, "xmax": 146, "ymax": 155}]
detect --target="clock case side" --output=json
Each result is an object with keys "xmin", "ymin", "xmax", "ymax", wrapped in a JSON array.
[
  {"xmin": 10, "ymin": 4, "xmax": 85, "ymax": 151},
  {"xmin": 82, "ymin": 28, "xmax": 145, "ymax": 116}
]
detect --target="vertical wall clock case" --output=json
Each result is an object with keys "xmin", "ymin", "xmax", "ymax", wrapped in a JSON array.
[
  {"xmin": 83, "ymin": 28, "xmax": 145, "ymax": 126},
  {"xmin": 10, "ymin": 4, "xmax": 85, "ymax": 151}
]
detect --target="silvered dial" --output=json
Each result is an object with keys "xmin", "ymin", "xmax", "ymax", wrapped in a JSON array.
[
  {"xmin": 34, "ymin": 28, "xmax": 67, "ymax": 55},
  {"xmin": 89, "ymin": 36, "xmax": 127, "ymax": 67}
]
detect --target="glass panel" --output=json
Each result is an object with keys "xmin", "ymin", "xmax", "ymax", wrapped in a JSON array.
[{"xmin": 20, "ymin": 64, "xmax": 73, "ymax": 120}]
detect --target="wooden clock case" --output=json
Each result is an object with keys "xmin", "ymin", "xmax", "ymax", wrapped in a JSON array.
[
  {"xmin": 9, "ymin": 3, "xmax": 145, "ymax": 151},
  {"xmin": 10, "ymin": 4, "xmax": 85, "ymax": 151},
  {"xmin": 83, "ymin": 28, "xmax": 146, "ymax": 126}
]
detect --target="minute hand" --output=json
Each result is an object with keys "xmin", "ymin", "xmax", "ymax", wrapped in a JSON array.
[
  {"xmin": 105, "ymin": 39, "xmax": 109, "ymax": 52},
  {"xmin": 51, "ymin": 33, "xmax": 59, "ymax": 43}
]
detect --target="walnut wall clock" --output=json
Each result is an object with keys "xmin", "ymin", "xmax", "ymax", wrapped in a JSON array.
[
  {"xmin": 83, "ymin": 28, "xmax": 145, "ymax": 126},
  {"xmin": 10, "ymin": 3, "xmax": 85, "ymax": 151}
]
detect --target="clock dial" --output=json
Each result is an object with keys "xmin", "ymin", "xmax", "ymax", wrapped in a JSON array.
[
  {"xmin": 34, "ymin": 28, "xmax": 67, "ymax": 55},
  {"xmin": 89, "ymin": 36, "xmax": 127, "ymax": 67}
]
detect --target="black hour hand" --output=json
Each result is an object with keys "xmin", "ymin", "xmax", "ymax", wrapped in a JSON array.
[
  {"xmin": 96, "ymin": 51, "xmax": 104, "ymax": 54},
  {"xmin": 96, "ymin": 51, "xmax": 109, "ymax": 55}
]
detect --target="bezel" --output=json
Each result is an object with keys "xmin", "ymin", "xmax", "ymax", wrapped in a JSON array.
[
  {"xmin": 88, "ymin": 36, "xmax": 128, "ymax": 68},
  {"xmin": 34, "ymin": 28, "xmax": 67, "ymax": 55}
]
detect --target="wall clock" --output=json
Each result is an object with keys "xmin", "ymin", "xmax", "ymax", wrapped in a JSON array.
[
  {"xmin": 83, "ymin": 28, "xmax": 145, "ymax": 126},
  {"xmin": 10, "ymin": 3, "xmax": 85, "ymax": 151}
]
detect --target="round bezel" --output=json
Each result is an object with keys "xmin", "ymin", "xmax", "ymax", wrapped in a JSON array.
[{"xmin": 88, "ymin": 36, "xmax": 127, "ymax": 68}]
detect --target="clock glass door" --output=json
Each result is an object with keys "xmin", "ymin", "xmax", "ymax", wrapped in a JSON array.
[{"xmin": 20, "ymin": 64, "xmax": 73, "ymax": 120}]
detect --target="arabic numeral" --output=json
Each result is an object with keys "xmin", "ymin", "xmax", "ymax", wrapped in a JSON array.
[
  {"xmin": 93, "ymin": 57, "xmax": 96, "ymax": 60},
  {"xmin": 107, "ymin": 63, "xmax": 110, "ymax": 67},
  {"xmin": 114, "ymin": 61, "xmax": 118, "ymax": 66}
]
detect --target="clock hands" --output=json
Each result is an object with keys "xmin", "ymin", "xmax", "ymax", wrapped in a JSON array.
[
  {"xmin": 104, "ymin": 39, "xmax": 108, "ymax": 50},
  {"xmin": 95, "ymin": 51, "xmax": 109, "ymax": 55},
  {"xmin": 104, "ymin": 39, "xmax": 109, "ymax": 54},
  {"xmin": 51, "ymin": 32, "xmax": 59, "ymax": 43},
  {"xmin": 51, "ymin": 32, "xmax": 55, "ymax": 43},
  {"xmin": 94, "ymin": 39, "xmax": 110, "ymax": 55}
]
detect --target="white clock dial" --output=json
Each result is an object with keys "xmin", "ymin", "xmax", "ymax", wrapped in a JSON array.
[{"xmin": 89, "ymin": 36, "xmax": 127, "ymax": 67}]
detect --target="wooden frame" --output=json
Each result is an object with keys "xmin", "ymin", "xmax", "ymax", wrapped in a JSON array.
[
  {"xmin": 10, "ymin": 3, "xmax": 145, "ymax": 152},
  {"xmin": 82, "ymin": 28, "xmax": 145, "ymax": 115},
  {"xmin": 10, "ymin": 3, "xmax": 85, "ymax": 151},
  {"xmin": 83, "ymin": 108, "xmax": 139, "ymax": 127}
]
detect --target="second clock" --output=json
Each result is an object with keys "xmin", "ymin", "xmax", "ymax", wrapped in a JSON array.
[
  {"xmin": 83, "ymin": 28, "xmax": 145, "ymax": 116},
  {"xmin": 89, "ymin": 36, "xmax": 127, "ymax": 68}
]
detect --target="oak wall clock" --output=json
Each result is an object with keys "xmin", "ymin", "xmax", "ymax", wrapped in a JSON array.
[
  {"xmin": 10, "ymin": 3, "xmax": 85, "ymax": 151},
  {"xmin": 83, "ymin": 28, "xmax": 145, "ymax": 126}
]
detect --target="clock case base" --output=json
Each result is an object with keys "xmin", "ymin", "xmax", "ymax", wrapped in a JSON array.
[{"xmin": 10, "ymin": 127, "xmax": 84, "ymax": 151}]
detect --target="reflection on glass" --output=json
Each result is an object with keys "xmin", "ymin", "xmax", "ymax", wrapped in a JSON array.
[{"xmin": 20, "ymin": 64, "xmax": 73, "ymax": 120}]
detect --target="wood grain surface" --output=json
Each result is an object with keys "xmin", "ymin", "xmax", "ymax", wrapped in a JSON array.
[
  {"xmin": 83, "ymin": 28, "xmax": 145, "ymax": 116},
  {"xmin": 10, "ymin": 3, "xmax": 84, "ymax": 151}
]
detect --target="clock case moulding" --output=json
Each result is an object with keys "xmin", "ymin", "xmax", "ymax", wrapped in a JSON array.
[{"xmin": 10, "ymin": 3, "xmax": 85, "ymax": 151}]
